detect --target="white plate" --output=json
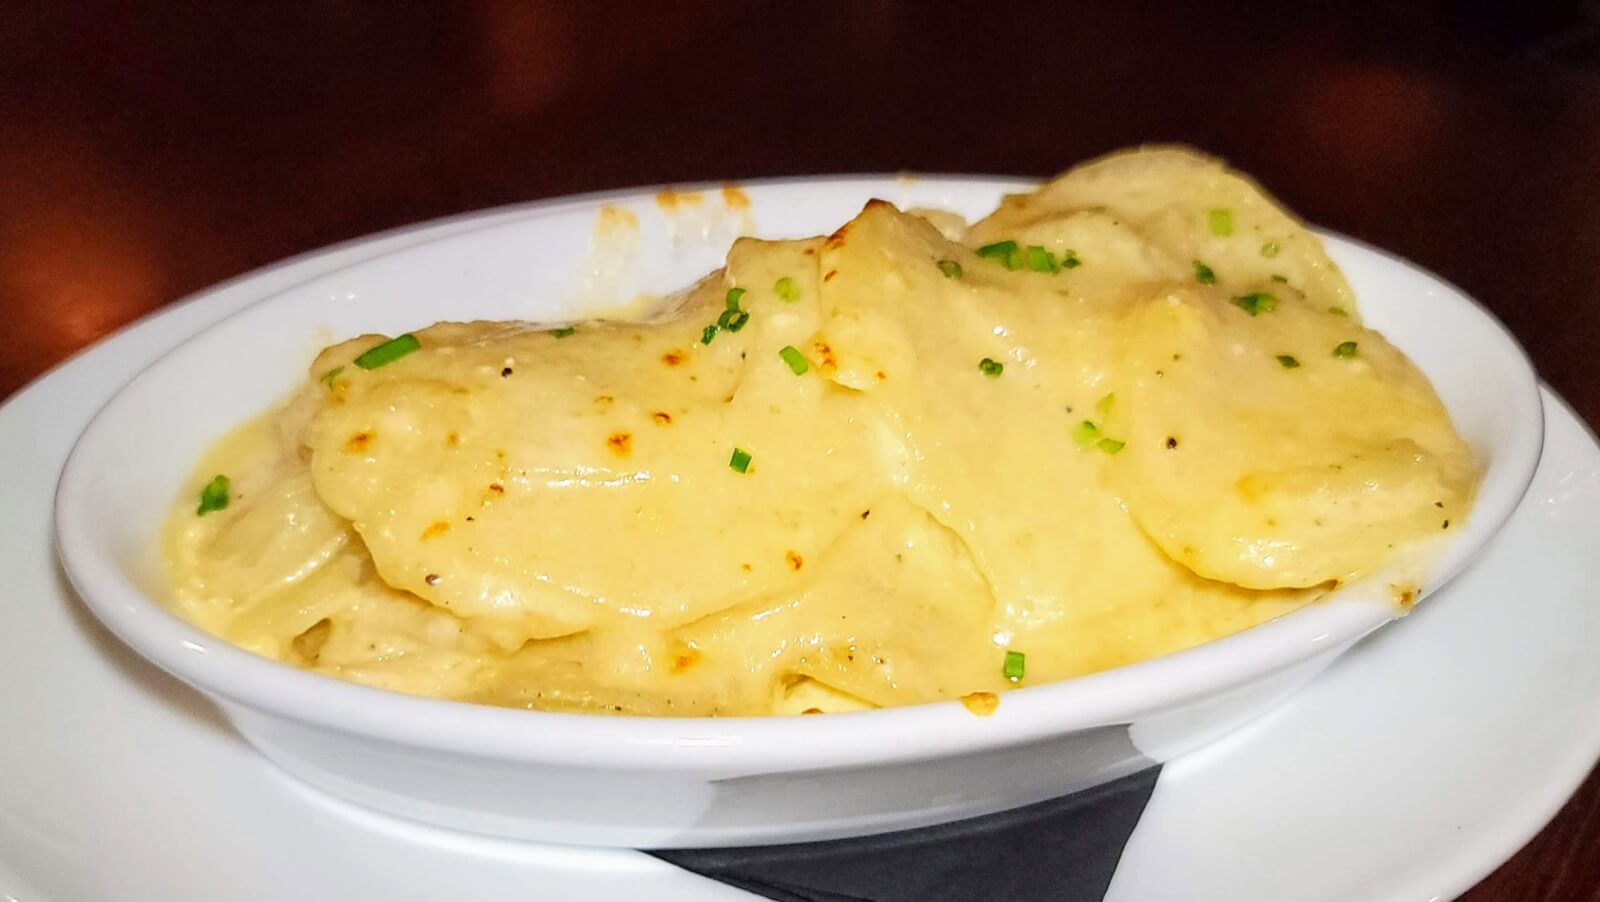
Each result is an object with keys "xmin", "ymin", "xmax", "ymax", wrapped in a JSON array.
[{"xmin": 5, "ymin": 203, "xmax": 1597, "ymax": 901}]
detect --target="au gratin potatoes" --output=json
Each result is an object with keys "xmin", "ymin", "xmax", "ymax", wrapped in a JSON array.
[{"xmin": 165, "ymin": 148, "xmax": 1478, "ymax": 717}]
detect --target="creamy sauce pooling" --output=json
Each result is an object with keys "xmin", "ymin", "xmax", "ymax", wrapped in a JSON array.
[{"xmin": 165, "ymin": 148, "xmax": 1478, "ymax": 716}]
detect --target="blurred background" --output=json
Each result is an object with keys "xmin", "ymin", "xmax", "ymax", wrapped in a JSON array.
[{"xmin": 4, "ymin": 1, "xmax": 1599, "ymax": 897}]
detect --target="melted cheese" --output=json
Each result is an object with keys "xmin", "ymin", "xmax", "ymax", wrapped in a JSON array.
[{"xmin": 164, "ymin": 147, "xmax": 1478, "ymax": 716}]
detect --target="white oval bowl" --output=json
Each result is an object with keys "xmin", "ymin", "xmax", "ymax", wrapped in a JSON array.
[{"xmin": 54, "ymin": 177, "xmax": 1543, "ymax": 848}]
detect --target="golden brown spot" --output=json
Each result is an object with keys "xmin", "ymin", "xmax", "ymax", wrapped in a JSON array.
[
  {"xmin": 424, "ymin": 573, "xmax": 441, "ymax": 586},
  {"xmin": 786, "ymin": 550, "xmax": 804, "ymax": 571},
  {"xmin": 863, "ymin": 197, "xmax": 894, "ymax": 211},
  {"xmin": 652, "ymin": 411, "xmax": 673, "ymax": 425},
  {"xmin": 741, "ymin": 563, "xmax": 753, "ymax": 573},
  {"xmin": 811, "ymin": 338, "xmax": 838, "ymax": 373},
  {"xmin": 823, "ymin": 269, "xmax": 839, "ymax": 282},
  {"xmin": 802, "ymin": 247, "xmax": 816, "ymax": 256},
  {"xmin": 344, "ymin": 431, "xmax": 373, "ymax": 452},
  {"xmin": 446, "ymin": 432, "xmax": 460, "ymax": 447},
  {"xmin": 607, "ymin": 432, "xmax": 633, "ymax": 455},
  {"xmin": 421, "ymin": 521, "xmax": 451, "ymax": 541},
  {"xmin": 721, "ymin": 185, "xmax": 750, "ymax": 210},
  {"xmin": 595, "ymin": 395, "xmax": 615, "ymax": 407},
  {"xmin": 488, "ymin": 482, "xmax": 505, "ymax": 495},
  {"xmin": 291, "ymin": 618, "xmax": 333, "ymax": 665},
  {"xmin": 495, "ymin": 449, "xmax": 507, "ymax": 461},
  {"xmin": 825, "ymin": 222, "xmax": 850, "ymax": 249},
  {"xmin": 801, "ymin": 707, "xmax": 824, "ymax": 716},
  {"xmin": 669, "ymin": 643, "xmax": 702, "ymax": 674},
  {"xmin": 960, "ymin": 691, "xmax": 1000, "ymax": 717},
  {"xmin": 654, "ymin": 188, "xmax": 703, "ymax": 212},
  {"xmin": 661, "ymin": 350, "xmax": 685, "ymax": 367},
  {"xmin": 874, "ymin": 370, "xmax": 887, "ymax": 382},
  {"xmin": 1393, "ymin": 583, "xmax": 1420, "ymax": 609}
]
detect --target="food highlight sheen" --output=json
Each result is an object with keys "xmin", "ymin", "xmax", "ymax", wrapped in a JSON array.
[{"xmin": 164, "ymin": 148, "xmax": 1479, "ymax": 717}]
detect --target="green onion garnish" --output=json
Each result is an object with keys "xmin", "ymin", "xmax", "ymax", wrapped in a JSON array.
[
  {"xmin": 1230, "ymin": 292, "xmax": 1279, "ymax": 316},
  {"xmin": 354, "ymin": 333, "xmax": 421, "ymax": 370},
  {"xmin": 1329, "ymin": 306, "xmax": 1349, "ymax": 317},
  {"xmin": 196, "ymin": 474, "xmax": 231, "ymax": 516},
  {"xmin": 1261, "ymin": 241, "xmax": 1280, "ymax": 258},
  {"xmin": 1277, "ymin": 355, "xmax": 1301, "ymax": 369},
  {"xmin": 937, "ymin": 259, "xmax": 963, "ymax": 279},
  {"xmin": 774, "ymin": 277, "xmax": 800, "ymax": 302},
  {"xmin": 1208, "ymin": 208, "xmax": 1234, "ymax": 236},
  {"xmin": 729, "ymin": 447, "xmax": 752, "ymax": 473},
  {"xmin": 1333, "ymin": 341, "xmax": 1359, "ymax": 359},
  {"xmin": 1096, "ymin": 392, "xmax": 1115, "ymax": 415},
  {"xmin": 1060, "ymin": 249, "xmax": 1082, "ymax": 269},
  {"xmin": 717, "ymin": 308, "xmax": 751, "ymax": 332},
  {"xmin": 1024, "ymin": 245, "xmax": 1059, "ymax": 274},
  {"xmin": 979, "ymin": 357, "xmax": 1004, "ymax": 377},
  {"xmin": 976, "ymin": 240, "xmax": 1021, "ymax": 270},
  {"xmin": 1002, "ymin": 650, "xmax": 1026, "ymax": 682},
  {"xmin": 1097, "ymin": 438, "xmax": 1126, "ymax": 454},
  {"xmin": 725, "ymin": 287, "xmax": 747, "ymax": 311},
  {"xmin": 1072, "ymin": 420, "xmax": 1101, "ymax": 448},
  {"xmin": 702, "ymin": 324, "xmax": 719, "ymax": 344},
  {"xmin": 1193, "ymin": 261, "xmax": 1216, "ymax": 285},
  {"xmin": 779, "ymin": 345, "xmax": 809, "ymax": 375},
  {"xmin": 319, "ymin": 366, "xmax": 344, "ymax": 388}
]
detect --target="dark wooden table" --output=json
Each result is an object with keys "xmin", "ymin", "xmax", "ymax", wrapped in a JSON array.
[{"xmin": 6, "ymin": 2, "xmax": 1598, "ymax": 897}]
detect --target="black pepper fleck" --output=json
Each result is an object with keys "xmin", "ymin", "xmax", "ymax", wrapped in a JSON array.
[{"xmin": 1166, "ymin": 437, "xmax": 1179, "ymax": 449}]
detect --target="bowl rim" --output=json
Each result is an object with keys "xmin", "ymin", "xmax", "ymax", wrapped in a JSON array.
[{"xmin": 52, "ymin": 175, "xmax": 1545, "ymax": 773}]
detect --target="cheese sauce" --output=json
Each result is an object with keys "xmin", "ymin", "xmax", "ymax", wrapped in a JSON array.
[{"xmin": 164, "ymin": 148, "xmax": 1477, "ymax": 716}]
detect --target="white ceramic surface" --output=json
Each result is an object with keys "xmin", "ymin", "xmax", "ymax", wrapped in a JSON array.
[
  {"xmin": 4, "ymin": 210, "xmax": 1598, "ymax": 900},
  {"xmin": 52, "ymin": 178, "xmax": 1543, "ymax": 848}
]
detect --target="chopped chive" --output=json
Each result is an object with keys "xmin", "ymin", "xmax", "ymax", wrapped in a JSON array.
[
  {"xmin": 1329, "ymin": 306, "xmax": 1349, "ymax": 317},
  {"xmin": 773, "ymin": 277, "xmax": 800, "ymax": 302},
  {"xmin": 937, "ymin": 259, "xmax": 963, "ymax": 279},
  {"xmin": 353, "ymin": 333, "xmax": 420, "ymax": 370},
  {"xmin": 1208, "ymin": 208, "xmax": 1234, "ymax": 236},
  {"xmin": 1024, "ymin": 245, "xmax": 1059, "ymax": 274},
  {"xmin": 550, "ymin": 326, "xmax": 577, "ymax": 339},
  {"xmin": 1002, "ymin": 649, "xmax": 1026, "ymax": 682},
  {"xmin": 979, "ymin": 357, "xmax": 1004, "ymax": 377},
  {"xmin": 1060, "ymin": 248, "xmax": 1082, "ymax": 269},
  {"xmin": 778, "ymin": 345, "xmax": 810, "ymax": 375},
  {"xmin": 1230, "ymin": 292, "xmax": 1279, "ymax": 316},
  {"xmin": 196, "ymin": 474, "xmax": 231, "ymax": 516},
  {"xmin": 702, "ymin": 324, "xmax": 719, "ymax": 344},
  {"xmin": 1193, "ymin": 261, "xmax": 1216, "ymax": 285},
  {"xmin": 725, "ymin": 287, "xmax": 747, "ymax": 311},
  {"xmin": 1072, "ymin": 420, "xmax": 1101, "ymax": 448},
  {"xmin": 1097, "ymin": 438, "xmax": 1126, "ymax": 454},
  {"xmin": 729, "ymin": 447, "xmax": 752, "ymax": 473},
  {"xmin": 319, "ymin": 366, "xmax": 344, "ymax": 388},
  {"xmin": 1333, "ymin": 341, "xmax": 1359, "ymax": 359},
  {"xmin": 1270, "ymin": 274, "xmax": 1289, "ymax": 284},
  {"xmin": 976, "ymin": 240, "xmax": 1021, "ymax": 270},
  {"xmin": 1277, "ymin": 354, "xmax": 1301, "ymax": 369},
  {"xmin": 1261, "ymin": 241, "xmax": 1280, "ymax": 258},
  {"xmin": 717, "ymin": 308, "xmax": 751, "ymax": 332},
  {"xmin": 1096, "ymin": 392, "xmax": 1115, "ymax": 415}
]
